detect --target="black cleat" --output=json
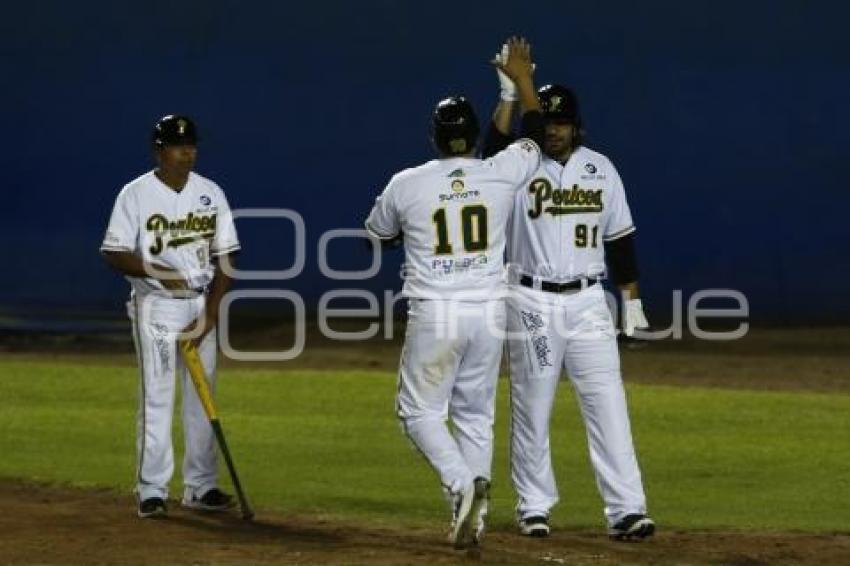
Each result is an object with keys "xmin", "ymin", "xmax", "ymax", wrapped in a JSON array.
[
  {"xmin": 182, "ymin": 488, "xmax": 235, "ymax": 512},
  {"xmin": 138, "ymin": 497, "xmax": 167, "ymax": 518},
  {"xmin": 609, "ymin": 514, "xmax": 655, "ymax": 541},
  {"xmin": 519, "ymin": 515, "xmax": 551, "ymax": 537}
]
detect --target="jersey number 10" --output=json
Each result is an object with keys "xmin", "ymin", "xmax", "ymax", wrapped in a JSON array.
[{"xmin": 432, "ymin": 205, "xmax": 488, "ymax": 255}]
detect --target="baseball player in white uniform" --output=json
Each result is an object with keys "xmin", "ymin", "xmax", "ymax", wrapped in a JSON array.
[
  {"xmin": 482, "ymin": 63, "xmax": 655, "ymax": 540},
  {"xmin": 100, "ymin": 115, "xmax": 240, "ymax": 518},
  {"xmin": 365, "ymin": 38, "xmax": 544, "ymax": 550}
]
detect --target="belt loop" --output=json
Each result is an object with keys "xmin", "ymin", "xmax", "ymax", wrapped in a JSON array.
[{"xmin": 532, "ymin": 275, "xmax": 543, "ymax": 291}]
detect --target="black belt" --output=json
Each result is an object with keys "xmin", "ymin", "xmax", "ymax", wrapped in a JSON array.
[
  {"xmin": 174, "ymin": 286, "xmax": 207, "ymax": 299},
  {"xmin": 519, "ymin": 275, "xmax": 600, "ymax": 293}
]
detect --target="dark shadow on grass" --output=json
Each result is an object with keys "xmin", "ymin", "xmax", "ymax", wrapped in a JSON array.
[{"xmin": 164, "ymin": 508, "xmax": 346, "ymax": 547}]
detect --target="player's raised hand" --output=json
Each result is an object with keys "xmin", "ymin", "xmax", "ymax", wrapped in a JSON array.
[
  {"xmin": 493, "ymin": 43, "xmax": 518, "ymax": 102},
  {"xmin": 493, "ymin": 37, "xmax": 534, "ymax": 85}
]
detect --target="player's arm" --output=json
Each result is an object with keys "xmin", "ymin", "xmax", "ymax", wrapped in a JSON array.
[
  {"xmin": 605, "ymin": 234, "xmax": 638, "ymax": 290},
  {"xmin": 101, "ymin": 250, "xmax": 188, "ymax": 291},
  {"xmin": 604, "ymin": 232, "xmax": 648, "ymax": 336},
  {"xmin": 482, "ymin": 101, "xmax": 517, "ymax": 159},
  {"xmin": 605, "ymin": 234, "xmax": 649, "ymax": 337},
  {"xmin": 495, "ymin": 37, "xmax": 544, "ymax": 149},
  {"xmin": 182, "ymin": 252, "xmax": 237, "ymax": 346},
  {"xmin": 602, "ymin": 162, "xmax": 648, "ymax": 336},
  {"xmin": 364, "ymin": 175, "xmax": 403, "ymax": 251},
  {"xmin": 481, "ymin": 44, "xmax": 519, "ymax": 158}
]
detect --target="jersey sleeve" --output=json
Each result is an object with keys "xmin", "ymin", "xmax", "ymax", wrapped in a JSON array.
[
  {"xmin": 364, "ymin": 177, "xmax": 402, "ymax": 240},
  {"xmin": 486, "ymin": 138, "xmax": 542, "ymax": 188},
  {"xmin": 602, "ymin": 162, "xmax": 636, "ymax": 241},
  {"xmin": 100, "ymin": 186, "xmax": 138, "ymax": 252},
  {"xmin": 211, "ymin": 188, "xmax": 241, "ymax": 256}
]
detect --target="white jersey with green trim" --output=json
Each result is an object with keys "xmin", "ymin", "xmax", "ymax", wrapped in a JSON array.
[
  {"xmin": 506, "ymin": 145, "xmax": 635, "ymax": 282},
  {"xmin": 100, "ymin": 170, "xmax": 240, "ymax": 296},
  {"xmin": 366, "ymin": 139, "xmax": 541, "ymax": 300}
]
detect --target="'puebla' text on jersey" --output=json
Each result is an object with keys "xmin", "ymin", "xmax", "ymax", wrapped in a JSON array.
[
  {"xmin": 366, "ymin": 139, "xmax": 542, "ymax": 300},
  {"xmin": 507, "ymin": 146, "xmax": 634, "ymax": 282},
  {"xmin": 100, "ymin": 171, "xmax": 240, "ymax": 295}
]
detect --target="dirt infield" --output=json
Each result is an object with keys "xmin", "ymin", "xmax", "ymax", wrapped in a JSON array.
[{"xmin": 0, "ymin": 481, "xmax": 847, "ymax": 565}]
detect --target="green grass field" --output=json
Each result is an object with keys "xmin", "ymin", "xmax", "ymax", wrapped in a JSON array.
[{"xmin": 1, "ymin": 360, "xmax": 848, "ymax": 533}]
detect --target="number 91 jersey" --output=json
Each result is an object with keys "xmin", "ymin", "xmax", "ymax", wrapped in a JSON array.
[
  {"xmin": 366, "ymin": 139, "xmax": 541, "ymax": 300},
  {"xmin": 507, "ymin": 146, "xmax": 635, "ymax": 282}
]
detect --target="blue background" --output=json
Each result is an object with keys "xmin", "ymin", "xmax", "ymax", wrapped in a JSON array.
[{"xmin": 2, "ymin": 1, "xmax": 849, "ymax": 322}]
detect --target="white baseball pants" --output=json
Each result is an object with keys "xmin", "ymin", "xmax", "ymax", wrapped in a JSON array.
[
  {"xmin": 507, "ymin": 283, "xmax": 647, "ymax": 525},
  {"xmin": 128, "ymin": 292, "xmax": 219, "ymax": 501},
  {"xmin": 396, "ymin": 298, "xmax": 505, "ymax": 495}
]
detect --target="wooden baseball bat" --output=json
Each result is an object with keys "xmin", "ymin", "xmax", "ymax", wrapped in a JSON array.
[{"xmin": 178, "ymin": 339, "xmax": 254, "ymax": 521}]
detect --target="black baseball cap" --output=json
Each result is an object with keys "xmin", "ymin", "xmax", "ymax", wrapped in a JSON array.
[
  {"xmin": 538, "ymin": 84, "xmax": 581, "ymax": 125},
  {"xmin": 152, "ymin": 114, "xmax": 198, "ymax": 147}
]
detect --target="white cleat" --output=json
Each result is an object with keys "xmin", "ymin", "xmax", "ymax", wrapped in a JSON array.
[{"xmin": 449, "ymin": 477, "xmax": 490, "ymax": 550}]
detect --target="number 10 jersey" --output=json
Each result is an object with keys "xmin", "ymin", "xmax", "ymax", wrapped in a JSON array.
[{"xmin": 366, "ymin": 139, "xmax": 541, "ymax": 300}]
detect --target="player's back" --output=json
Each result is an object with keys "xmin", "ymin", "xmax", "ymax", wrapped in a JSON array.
[
  {"xmin": 366, "ymin": 139, "xmax": 542, "ymax": 300},
  {"xmin": 365, "ymin": 145, "xmax": 525, "ymax": 299},
  {"xmin": 396, "ymin": 157, "xmax": 517, "ymax": 300}
]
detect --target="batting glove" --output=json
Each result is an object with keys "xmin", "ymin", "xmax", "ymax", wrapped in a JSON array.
[
  {"xmin": 623, "ymin": 298, "xmax": 649, "ymax": 337},
  {"xmin": 494, "ymin": 43, "xmax": 518, "ymax": 101}
]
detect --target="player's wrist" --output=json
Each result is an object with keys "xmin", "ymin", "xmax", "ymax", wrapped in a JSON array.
[{"xmin": 500, "ymin": 89, "xmax": 518, "ymax": 102}]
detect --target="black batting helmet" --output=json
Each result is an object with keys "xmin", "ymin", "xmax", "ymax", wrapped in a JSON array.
[
  {"xmin": 538, "ymin": 84, "xmax": 581, "ymax": 125},
  {"xmin": 538, "ymin": 84, "xmax": 583, "ymax": 147},
  {"xmin": 152, "ymin": 115, "xmax": 198, "ymax": 148},
  {"xmin": 430, "ymin": 96, "xmax": 479, "ymax": 156}
]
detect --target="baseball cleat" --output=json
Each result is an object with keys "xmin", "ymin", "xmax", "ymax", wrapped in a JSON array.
[
  {"xmin": 608, "ymin": 514, "xmax": 655, "ymax": 541},
  {"xmin": 449, "ymin": 477, "xmax": 490, "ymax": 550},
  {"xmin": 519, "ymin": 515, "xmax": 551, "ymax": 537},
  {"xmin": 137, "ymin": 497, "xmax": 167, "ymax": 518},
  {"xmin": 181, "ymin": 488, "xmax": 235, "ymax": 512}
]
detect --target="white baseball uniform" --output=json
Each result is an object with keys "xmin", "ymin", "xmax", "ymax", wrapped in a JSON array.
[
  {"xmin": 366, "ymin": 139, "xmax": 541, "ymax": 495},
  {"xmin": 506, "ymin": 146, "xmax": 648, "ymax": 525},
  {"xmin": 101, "ymin": 170, "xmax": 239, "ymax": 502}
]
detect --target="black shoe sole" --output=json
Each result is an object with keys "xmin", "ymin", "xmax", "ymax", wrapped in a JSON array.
[
  {"xmin": 138, "ymin": 508, "xmax": 167, "ymax": 519},
  {"xmin": 609, "ymin": 521, "xmax": 655, "ymax": 541}
]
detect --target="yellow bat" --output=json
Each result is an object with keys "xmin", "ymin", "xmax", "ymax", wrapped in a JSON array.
[{"xmin": 179, "ymin": 340, "xmax": 254, "ymax": 520}]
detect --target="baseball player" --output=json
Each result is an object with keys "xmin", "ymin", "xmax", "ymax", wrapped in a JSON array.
[
  {"xmin": 100, "ymin": 115, "xmax": 240, "ymax": 518},
  {"xmin": 365, "ymin": 38, "xmax": 543, "ymax": 549},
  {"xmin": 482, "ymin": 54, "xmax": 655, "ymax": 540}
]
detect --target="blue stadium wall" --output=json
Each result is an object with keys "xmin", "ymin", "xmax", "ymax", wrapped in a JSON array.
[{"xmin": 2, "ymin": 1, "xmax": 849, "ymax": 323}]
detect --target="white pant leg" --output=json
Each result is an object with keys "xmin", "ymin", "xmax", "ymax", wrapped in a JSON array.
[
  {"xmin": 129, "ymin": 293, "xmax": 194, "ymax": 501},
  {"xmin": 563, "ymin": 286, "xmax": 647, "ymax": 525},
  {"xmin": 507, "ymin": 287, "xmax": 566, "ymax": 519},
  {"xmin": 181, "ymin": 297, "xmax": 219, "ymax": 497},
  {"xmin": 449, "ymin": 300, "xmax": 505, "ymax": 481},
  {"xmin": 397, "ymin": 299, "xmax": 473, "ymax": 494}
]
